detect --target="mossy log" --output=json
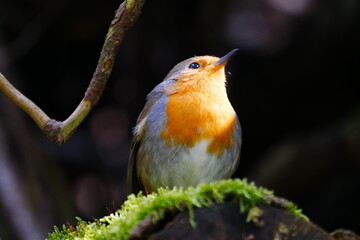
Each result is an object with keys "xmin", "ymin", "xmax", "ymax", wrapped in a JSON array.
[{"xmin": 48, "ymin": 179, "xmax": 360, "ymax": 240}]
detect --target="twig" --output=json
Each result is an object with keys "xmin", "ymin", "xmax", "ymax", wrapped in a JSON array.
[
  {"xmin": 0, "ymin": 72, "xmax": 50, "ymax": 129},
  {"xmin": 0, "ymin": 0, "xmax": 146, "ymax": 144}
]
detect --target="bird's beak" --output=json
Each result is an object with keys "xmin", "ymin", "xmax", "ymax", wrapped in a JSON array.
[{"xmin": 213, "ymin": 48, "xmax": 239, "ymax": 68}]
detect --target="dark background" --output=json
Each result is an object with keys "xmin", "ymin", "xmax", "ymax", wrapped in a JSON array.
[{"xmin": 0, "ymin": 0, "xmax": 359, "ymax": 239}]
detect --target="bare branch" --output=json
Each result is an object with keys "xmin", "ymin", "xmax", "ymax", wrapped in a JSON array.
[
  {"xmin": 0, "ymin": 72, "xmax": 50, "ymax": 129},
  {"xmin": 0, "ymin": 0, "xmax": 146, "ymax": 144}
]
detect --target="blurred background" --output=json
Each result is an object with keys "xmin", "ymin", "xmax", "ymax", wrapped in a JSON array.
[{"xmin": 0, "ymin": 0, "xmax": 359, "ymax": 239}]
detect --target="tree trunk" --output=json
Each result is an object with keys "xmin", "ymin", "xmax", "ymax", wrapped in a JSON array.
[{"xmin": 130, "ymin": 201, "xmax": 358, "ymax": 240}]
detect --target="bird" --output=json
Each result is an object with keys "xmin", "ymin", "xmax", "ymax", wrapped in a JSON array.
[{"xmin": 127, "ymin": 49, "xmax": 241, "ymax": 194}]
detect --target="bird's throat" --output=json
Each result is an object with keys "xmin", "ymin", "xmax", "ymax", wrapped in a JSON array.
[{"xmin": 160, "ymin": 91, "xmax": 236, "ymax": 156}]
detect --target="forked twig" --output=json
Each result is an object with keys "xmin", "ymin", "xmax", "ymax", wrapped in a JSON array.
[{"xmin": 0, "ymin": 0, "xmax": 146, "ymax": 144}]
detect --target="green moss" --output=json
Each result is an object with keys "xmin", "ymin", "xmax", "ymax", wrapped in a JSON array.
[{"xmin": 47, "ymin": 178, "xmax": 306, "ymax": 240}]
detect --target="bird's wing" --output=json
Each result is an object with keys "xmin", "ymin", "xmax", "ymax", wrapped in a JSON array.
[
  {"xmin": 127, "ymin": 138, "xmax": 143, "ymax": 194},
  {"xmin": 127, "ymin": 83, "xmax": 169, "ymax": 194}
]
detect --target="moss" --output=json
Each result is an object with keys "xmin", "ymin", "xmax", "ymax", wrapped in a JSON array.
[{"xmin": 47, "ymin": 178, "xmax": 306, "ymax": 240}]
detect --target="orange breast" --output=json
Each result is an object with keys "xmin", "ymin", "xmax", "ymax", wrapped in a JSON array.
[{"xmin": 160, "ymin": 80, "xmax": 236, "ymax": 156}]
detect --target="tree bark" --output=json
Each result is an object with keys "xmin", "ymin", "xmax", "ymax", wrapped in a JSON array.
[{"xmin": 129, "ymin": 201, "xmax": 350, "ymax": 240}]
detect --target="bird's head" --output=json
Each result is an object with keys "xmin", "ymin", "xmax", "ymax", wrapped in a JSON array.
[{"xmin": 163, "ymin": 49, "xmax": 238, "ymax": 94}]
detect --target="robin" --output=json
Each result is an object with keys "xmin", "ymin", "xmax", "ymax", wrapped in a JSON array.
[{"xmin": 127, "ymin": 49, "xmax": 241, "ymax": 194}]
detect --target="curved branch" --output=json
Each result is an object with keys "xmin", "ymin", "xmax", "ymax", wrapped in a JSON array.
[
  {"xmin": 0, "ymin": 0, "xmax": 146, "ymax": 144},
  {"xmin": 0, "ymin": 72, "xmax": 50, "ymax": 129}
]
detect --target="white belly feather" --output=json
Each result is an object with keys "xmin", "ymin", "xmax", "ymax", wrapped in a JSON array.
[{"xmin": 164, "ymin": 140, "xmax": 230, "ymax": 188}]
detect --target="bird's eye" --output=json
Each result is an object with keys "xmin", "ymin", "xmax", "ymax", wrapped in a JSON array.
[{"xmin": 188, "ymin": 62, "xmax": 200, "ymax": 69}]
